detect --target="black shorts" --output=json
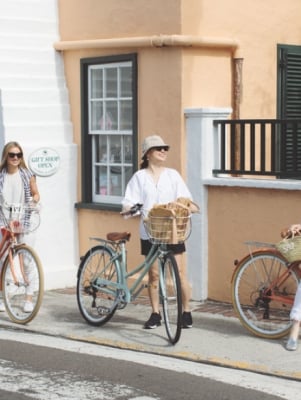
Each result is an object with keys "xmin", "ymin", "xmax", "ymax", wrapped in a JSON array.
[{"xmin": 140, "ymin": 239, "xmax": 185, "ymax": 256}]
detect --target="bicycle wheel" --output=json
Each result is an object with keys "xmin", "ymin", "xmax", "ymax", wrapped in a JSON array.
[
  {"xmin": 232, "ymin": 251, "xmax": 299, "ymax": 339},
  {"xmin": 2, "ymin": 244, "xmax": 44, "ymax": 324},
  {"xmin": 77, "ymin": 245, "xmax": 121, "ymax": 326},
  {"xmin": 160, "ymin": 252, "xmax": 182, "ymax": 344}
]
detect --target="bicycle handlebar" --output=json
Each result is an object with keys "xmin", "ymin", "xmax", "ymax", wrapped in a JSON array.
[{"xmin": 120, "ymin": 203, "xmax": 143, "ymax": 218}]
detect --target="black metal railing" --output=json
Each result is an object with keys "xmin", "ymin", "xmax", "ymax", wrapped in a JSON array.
[{"xmin": 213, "ymin": 119, "xmax": 301, "ymax": 179}]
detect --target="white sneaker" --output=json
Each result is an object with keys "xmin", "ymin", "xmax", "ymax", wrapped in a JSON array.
[
  {"xmin": 23, "ymin": 301, "xmax": 34, "ymax": 313},
  {"xmin": 0, "ymin": 301, "xmax": 5, "ymax": 312},
  {"xmin": 286, "ymin": 338, "xmax": 298, "ymax": 351}
]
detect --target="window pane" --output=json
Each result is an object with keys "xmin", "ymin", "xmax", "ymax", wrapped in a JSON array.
[
  {"xmin": 100, "ymin": 109, "xmax": 114, "ymax": 131},
  {"xmin": 120, "ymin": 100, "xmax": 132, "ymax": 130},
  {"xmin": 105, "ymin": 68, "xmax": 118, "ymax": 98},
  {"xmin": 120, "ymin": 66, "xmax": 132, "ymax": 97},
  {"xmin": 91, "ymin": 68, "xmax": 103, "ymax": 98},
  {"xmin": 91, "ymin": 101, "xmax": 103, "ymax": 131},
  {"xmin": 96, "ymin": 166, "xmax": 108, "ymax": 195},
  {"xmin": 106, "ymin": 101, "xmax": 118, "ymax": 130},
  {"xmin": 110, "ymin": 135, "xmax": 122, "ymax": 163},
  {"xmin": 95, "ymin": 135, "xmax": 108, "ymax": 162},
  {"xmin": 110, "ymin": 166, "xmax": 122, "ymax": 196},
  {"xmin": 123, "ymin": 135, "xmax": 132, "ymax": 163}
]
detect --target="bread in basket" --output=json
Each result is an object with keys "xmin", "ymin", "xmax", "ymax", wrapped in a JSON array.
[{"xmin": 144, "ymin": 199, "xmax": 194, "ymax": 244}]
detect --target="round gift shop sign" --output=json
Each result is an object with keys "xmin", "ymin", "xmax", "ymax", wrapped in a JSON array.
[{"xmin": 29, "ymin": 148, "xmax": 60, "ymax": 177}]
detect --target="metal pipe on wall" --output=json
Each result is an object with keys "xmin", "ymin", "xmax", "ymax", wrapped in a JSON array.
[
  {"xmin": 232, "ymin": 58, "xmax": 244, "ymax": 173},
  {"xmin": 53, "ymin": 34, "xmax": 239, "ymax": 54}
]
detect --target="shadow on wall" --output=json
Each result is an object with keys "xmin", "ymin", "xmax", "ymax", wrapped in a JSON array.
[{"xmin": 0, "ymin": 90, "xmax": 5, "ymax": 151}]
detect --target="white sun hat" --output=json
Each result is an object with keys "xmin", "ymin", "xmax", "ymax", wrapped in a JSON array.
[{"xmin": 141, "ymin": 135, "xmax": 170, "ymax": 158}]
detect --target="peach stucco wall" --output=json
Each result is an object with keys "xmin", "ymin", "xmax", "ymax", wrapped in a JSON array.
[
  {"xmin": 56, "ymin": 0, "xmax": 301, "ymax": 299},
  {"xmin": 182, "ymin": 48, "xmax": 232, "ymax": 109},
  {"xmin": 58, "ymin": 0, "xmax": 182, "ymax": 39},
  {"xmin": 208, "ymin": 186, "xmax": 301, "ymax": 302},
  {"xmin": 61, "ymin": 44, "xmax": 184, "ymax": 260}
]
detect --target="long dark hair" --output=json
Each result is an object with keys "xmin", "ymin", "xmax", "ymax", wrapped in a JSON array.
[{"xmin": 140, "ymin": 154, "xmax": 149, "ymax": 169}]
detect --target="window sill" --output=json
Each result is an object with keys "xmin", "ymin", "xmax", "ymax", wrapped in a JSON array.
[
  {"xmin": 75, "ymin": 202, "xmax": 122, "ymax": 212},
  {"xmin": 203, "ymin": 176, "xmax": 301, "ymax": 191}
]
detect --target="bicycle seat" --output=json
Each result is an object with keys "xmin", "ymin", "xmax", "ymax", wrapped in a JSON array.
[{"xmin": 107, "ymin": 232, "xmax": 131, "ymax": 242}]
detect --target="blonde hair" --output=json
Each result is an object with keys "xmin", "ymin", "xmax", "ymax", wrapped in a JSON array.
[{"xmin": 0, "ymin": 141, "xmax": 28, "ymax": 172}]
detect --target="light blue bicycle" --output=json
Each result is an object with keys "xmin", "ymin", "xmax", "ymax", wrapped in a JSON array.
[{"xmin": 76, "ymin": 204, "xmax": 192, "ymax": 344}]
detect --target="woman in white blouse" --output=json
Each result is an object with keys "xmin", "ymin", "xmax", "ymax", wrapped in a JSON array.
[{"xmin": 122, "ymin": 135, "xmax": 196, "ymax": 330}]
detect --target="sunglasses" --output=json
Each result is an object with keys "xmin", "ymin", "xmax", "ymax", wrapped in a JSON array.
[
  {"xmin": 153, "ymin": 146, "xmax": 169, "ymax": 152},
  {"xmin": 8, "ymin": 152, "xmax": 23, "ymax": 159}
]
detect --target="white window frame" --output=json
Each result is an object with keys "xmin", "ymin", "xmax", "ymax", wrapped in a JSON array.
[{"xmin": 83, "ymin": 57, "xmax": 136, "ymax": 206}]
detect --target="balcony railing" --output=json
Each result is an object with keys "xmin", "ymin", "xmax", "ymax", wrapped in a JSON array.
[{"xmin": 212, "ymin": 119, "xmax": 301, "ymax": 179}]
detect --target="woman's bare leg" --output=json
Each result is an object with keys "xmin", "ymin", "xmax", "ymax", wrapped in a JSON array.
[
  {"xmin": 148, "ymin": 263, "xmax": 160, "ymax": 313},
  {"xmin": 174, "ymin": 253, "xmax": 191, "ymax": 312}
]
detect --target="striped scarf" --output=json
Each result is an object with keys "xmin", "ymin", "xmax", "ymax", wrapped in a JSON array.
[
  {"xmin": 0, "ymin": 167, "xmax": 33, "ymax": 202},
  {"xmin": 0, "ymin": 168, "xmax": 34, "ymax": 229}
]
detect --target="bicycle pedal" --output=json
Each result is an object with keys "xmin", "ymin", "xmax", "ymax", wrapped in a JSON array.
[
  {"xmin": 97, "ymin": 306, "xmax": 111, "ymax": 315},
  {"xmin": 117, "ymin": 302, "xmax": 126, "ymax": 310}
]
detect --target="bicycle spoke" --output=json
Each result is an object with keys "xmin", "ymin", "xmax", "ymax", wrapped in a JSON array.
[
  {"xmin": 77, "ymin": 245, "xmax": 120, "ymax": 326},
  {"xmin": 232, "ymin": 251, "xmax": 298, "ymax": 339},
  {"xmin": 2, "ymin": 245, "xmax": 44, "ymax": 324}
]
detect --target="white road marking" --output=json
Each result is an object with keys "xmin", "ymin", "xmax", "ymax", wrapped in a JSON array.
[
  {"xmin": 0, "ymin": 329, "xmax": 299, "ymax": 400},
  {"xmin": 0, "ymin": 359, "xmax": 158, "ymax": 400}
]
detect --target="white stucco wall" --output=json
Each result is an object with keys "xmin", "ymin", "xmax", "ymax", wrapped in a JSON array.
[
  {"xmin": 185, "ymin": 107, "xmax": 232, "ymax": 300},
  {"xmin": 0, "ymin": 0, "xmax": 78, "ymax": 289}
]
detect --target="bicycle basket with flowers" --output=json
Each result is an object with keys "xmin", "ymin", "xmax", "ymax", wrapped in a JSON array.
[{"xmin": 276, "ymin": 224, "xmax": 301, "ymax": 262}]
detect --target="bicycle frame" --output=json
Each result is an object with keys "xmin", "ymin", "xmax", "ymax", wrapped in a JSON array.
[
  {"xmin": 89, "ymin": 237, "xmax": 168, "ymax": 305},
  {"xmin": 0, "ymin": 228, "xmax": 20, "ymax": 290},
  {"xmin": 0, "ymin": 228, "xmax": 13, "ymax": 259},
  {"xmin": 263, "ymin": 263, "xmax": 297, "ymax": 306}
]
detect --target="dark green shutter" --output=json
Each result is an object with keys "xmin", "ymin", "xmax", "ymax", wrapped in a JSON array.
[{"xmin": 277, "ymin": 44, "xmax": 301, "ymax": 178}]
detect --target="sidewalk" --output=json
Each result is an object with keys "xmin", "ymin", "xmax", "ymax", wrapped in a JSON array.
[{"xmin": 0, "ymin": 288, "xmax": 300, "ymax": 381}]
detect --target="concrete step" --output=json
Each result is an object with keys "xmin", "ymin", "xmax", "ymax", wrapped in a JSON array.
[
  {"xmin": 0, "ymin": 60, "xmax": 65, "ymax": 78},
  {"xmin": 0, "ymin": 76, "xmax": 67, "ymax": 89},
  {"xmin": 0, "ymin": 33, "xmax": 58, "ymax": 48},
  {"xmin": 2, "ymin": 104, "xmax": 71, "ymax": 124},
  {"xmin": 0, "ymin": 17, "xmax": 58, "ymax": 36},
  {"xmin": 0, "ymin": 0, "xmax": 57, "ymax": 20},
  {"xmin": 0, "ymin": 0, "xmax": 73, "ymax": 147},
  {"xmin": 4, "ymin": 122, "xmax": 74, "ymax": 143},
  {"xmin": 1, "ymin": 48, "xmax": 61, "ymax": 63},
  {"xmin": 1, "ymin": 88, "xmax": 69, "ymax": 105}
]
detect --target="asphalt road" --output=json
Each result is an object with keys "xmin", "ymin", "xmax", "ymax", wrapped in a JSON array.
[{"xmin": 0, "ymin": 330, "xmax": 297, "ymax": 400}]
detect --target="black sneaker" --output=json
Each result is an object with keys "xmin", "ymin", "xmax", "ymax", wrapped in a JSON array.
[
  {"xmin": 182, "ymin": 311, "xmax": 193, "ymax": 328},
  {"xmin": 144, "ymin": 312, "xmax": 162, "ymax": 329}
]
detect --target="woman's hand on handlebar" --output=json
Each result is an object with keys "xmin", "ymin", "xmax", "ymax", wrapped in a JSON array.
[{"xmin": 120, "ymin": 203, "xmax": 143, "ymax": 218}]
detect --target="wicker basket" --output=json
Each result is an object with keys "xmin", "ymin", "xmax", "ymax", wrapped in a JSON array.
[
  {"xmin": 144, "ymin": 202, "xmax": 191, "ymax": 244},
  {"xmin": 276, "ymin": 235, "xmax": 301, "ymax": 262},
  {"xmin": 0, "ymin": 204, "xmax": 40, "ymax": 234},
  {"xmin": 144, "ymin": 215, "xmax": 191, "ymax": 244}
]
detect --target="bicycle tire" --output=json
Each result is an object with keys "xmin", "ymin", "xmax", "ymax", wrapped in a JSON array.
[
  {"xmin": 160, "ymin": 252, "xmax": 182, "ymax": 344},
  {"xmin": 77, "ymin": 245, "xmax": 121, "ymax": 326},
  {"xmin": 2, "ymin": 244, "xmax": 44, "ymax": 324},
  {"xmin": 232, "ymin": 250, "xmax": 299, "ymax": 339}
]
